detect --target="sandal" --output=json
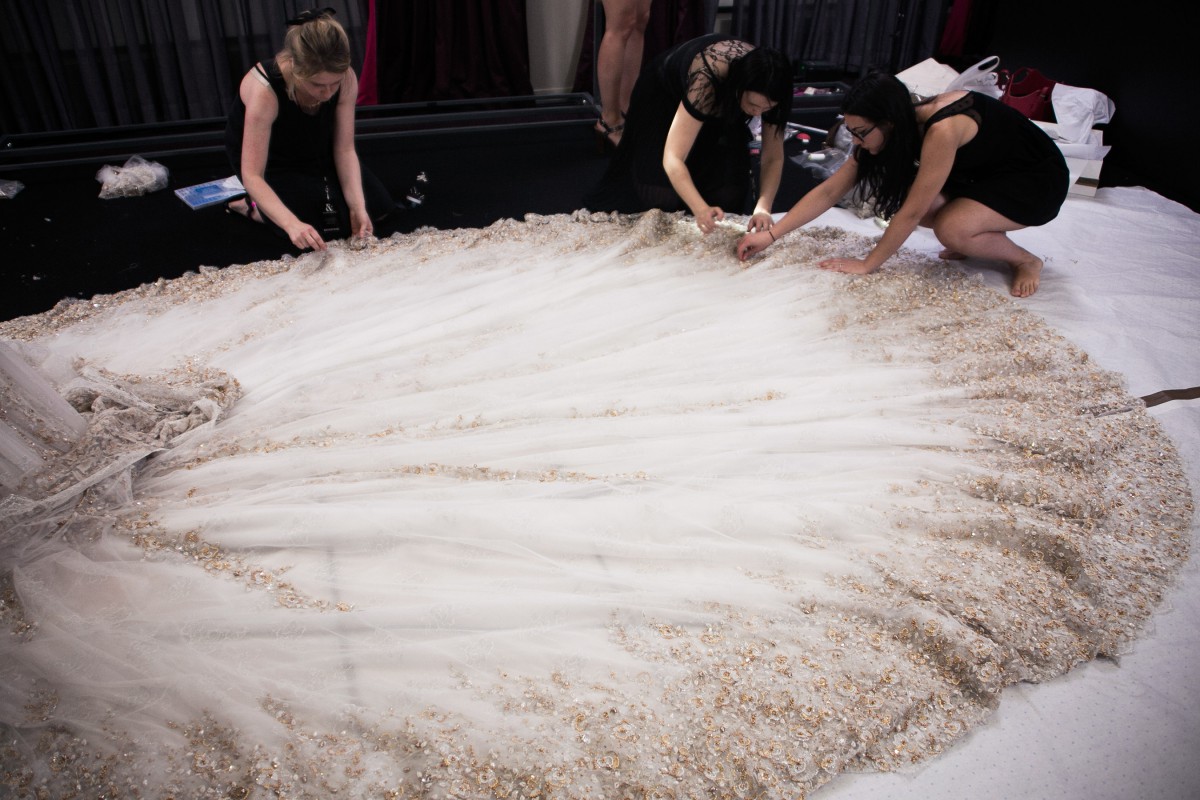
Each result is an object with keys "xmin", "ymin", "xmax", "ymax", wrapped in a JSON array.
[
  {"xmin": 226, "ymin": 197, "xmax": 262, "ymax": 224},
  {"xmin": 594, "ymin": 118, "xmax": 624, "ymax": 154}
]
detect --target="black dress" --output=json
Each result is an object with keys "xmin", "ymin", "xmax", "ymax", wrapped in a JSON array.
[
  {"xmin": 225, "ymin": 59, "xmax": 395, "ymax": 240},
  {"xmin": 589, "ymin": 34, "xmax": 761, "ymax": 214},
  {"xmin": 925, "ymin": 91, "xmax": 1069, "ymax": 226}
]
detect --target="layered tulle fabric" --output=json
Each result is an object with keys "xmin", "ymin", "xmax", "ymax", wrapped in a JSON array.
[
  {"xmin": 0, "ymin": 212, "xmax": 1191, "ymax": 798},
  {"xmin": 0, "ymin": 342, "xmax": 88, "ymax": 493}
]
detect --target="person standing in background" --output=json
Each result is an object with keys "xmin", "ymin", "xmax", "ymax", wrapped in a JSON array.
[{"xmin": 593, "ymin": 0, "xmax": 654, "ymax": 149}]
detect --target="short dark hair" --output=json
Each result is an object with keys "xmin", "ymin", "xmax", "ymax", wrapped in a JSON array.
[{"xmin": 724, "ymin": 47, "xmax": 793, "ymax": 128}]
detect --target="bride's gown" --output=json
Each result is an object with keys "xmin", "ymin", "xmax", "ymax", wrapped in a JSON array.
[{"xmin": 0, "ymin": 212, "xmax": 1191, "ymax": 798}]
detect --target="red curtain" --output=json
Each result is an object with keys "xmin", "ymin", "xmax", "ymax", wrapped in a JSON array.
[
  {"xmin": 936, "ymin": 0, "xmax": 972, "ymax": 58},
  {"xmin": 365, "ymin": 0, "xmax": 534, "ymax": 104},
  {"xmin": 357, "ymin": 0, "xmax": 380, "ymax": 105}
]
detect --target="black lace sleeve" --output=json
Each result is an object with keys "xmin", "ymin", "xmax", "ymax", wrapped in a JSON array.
[{"xmin": 682, "ymin": 39, "xmax": 755, "ymax": 120}]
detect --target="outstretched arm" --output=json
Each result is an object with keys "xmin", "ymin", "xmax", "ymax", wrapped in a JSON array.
[
  {"xmin": 819, "ymin": 122, "xmax": 960, "ymax": 274},
  {"xmin": 736, "ymin": 155, "xmax": 859, "ymax": 261}
]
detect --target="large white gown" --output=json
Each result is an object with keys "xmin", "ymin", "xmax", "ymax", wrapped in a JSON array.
[{"xmin": 0, "ymin": 209, "xmax": 1191, "ymax": 798}]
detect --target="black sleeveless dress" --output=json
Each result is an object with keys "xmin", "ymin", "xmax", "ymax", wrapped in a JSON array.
[
  {"xmin": 925, "ymin": 91, "xmax": 1069, "ymax": 226},
  {"xmin": 225, "ymin": 59, "xmax": 394, "ymax": 240},
  {"xmin": 588, "ymin": 35, "xmax": 762, "ymax": 214}
]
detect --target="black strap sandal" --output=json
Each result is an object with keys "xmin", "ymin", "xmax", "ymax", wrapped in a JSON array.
[
  {"xmin": 226, "ymin": 197, "xmax": 262, "ymax": 224},
  {"xmin": 594, "ymin": 118, "xmax": 624, "ymax": 154}
]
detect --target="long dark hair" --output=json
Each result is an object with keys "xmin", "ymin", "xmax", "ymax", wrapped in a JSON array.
[
  {"xmin": 843, "ymin": 73, "xmax": 921, "ymax": 219},
  {"xmin": 722, "ymin": 47, "xmax": 793, "ymax": 128}
]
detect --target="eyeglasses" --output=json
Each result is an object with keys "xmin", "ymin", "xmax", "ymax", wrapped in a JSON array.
[{"xmin": 846, "ymin": 123, "xmax": 876, "ymax": 141}]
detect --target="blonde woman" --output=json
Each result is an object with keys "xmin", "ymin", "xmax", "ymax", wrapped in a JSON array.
[{"xmin": 225, "ymin": 8, "xmax": 395, "ymax": 251}]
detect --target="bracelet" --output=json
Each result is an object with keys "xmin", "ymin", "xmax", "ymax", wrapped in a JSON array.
[{"xmin": 768, "ymin": 229, "xmax": 776, "ymax": 242}]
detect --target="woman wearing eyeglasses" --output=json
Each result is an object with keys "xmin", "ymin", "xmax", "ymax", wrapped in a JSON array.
[
  {"xmin": 737, "ymin": 73, "xmax": 1069, "ymax": 297},
  {"xmin": 225, "ymin": 8, "xmax": 396, "ymax": 251}
]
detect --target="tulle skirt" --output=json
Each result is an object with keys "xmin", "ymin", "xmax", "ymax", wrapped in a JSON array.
[{"xmin": 0, "ymin": 211, "xmax": 1190, "ymax": 798}]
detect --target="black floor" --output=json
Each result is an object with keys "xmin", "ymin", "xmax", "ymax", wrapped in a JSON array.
[
  {"xmin": 1, "ymin": 94, "xmax": 835, "ymax": 325},
  {"xmin": 0, "ymin": 118, "xmax": 613, "ymax": 323}
]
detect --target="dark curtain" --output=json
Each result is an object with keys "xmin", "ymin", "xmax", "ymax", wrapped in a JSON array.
[
  {"xmin": 0, "ymin": 0, "xmax": 368, "ymax": 135},
  {"xmin": 372, "ymin": 0, "xmax": 533, "ymax": 103},
  {"xmin": 730, "ymin": 0, "xmax": 949, "ymax": 77},
  {"xmin": 935, "ymin": 0, "xmax": 972, "ymax": 58},
  {"xmin": 572, "ymin": 0, "xmax": 719, "ymax": 95}
]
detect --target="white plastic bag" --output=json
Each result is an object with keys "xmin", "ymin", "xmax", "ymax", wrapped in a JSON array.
[
  {"xmin": 945, "ymin": 56, "xmax": 1004, "ymax": 98},
  {"xmin": 96, "ymin": 155, "xmax": 169, "ymax": 199},
  {"xmin": 897, "ymin": 56, "xmax": 1004, "ymax": 100},
  {"xmin": 0, "ymin": 179, "xmax": 24, "ymax": 199}
]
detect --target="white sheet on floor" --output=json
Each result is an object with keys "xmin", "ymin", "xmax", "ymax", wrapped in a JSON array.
[
  {"xmin": 1, "ymin": 187, "xmax": 1197, "ymax": 798},
  {"xmin": 817, "ymin": 186, "xmax": 1200, "ymax": 800}
]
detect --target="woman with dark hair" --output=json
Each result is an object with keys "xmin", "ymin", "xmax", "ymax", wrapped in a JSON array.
[
  {"xmin": 225, "ymin": 8, "xmax": 396, "ymax": 251},
  {"xmin": 737, "ymin": 73, "xmax": 1069, "ymax": 297},
  {"xmin": 589, "ymin": 34, "xmax": 793, "ymax": 235}
]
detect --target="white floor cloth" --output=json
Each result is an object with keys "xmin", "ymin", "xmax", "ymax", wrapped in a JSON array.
[
  {"xmin": 820, "ymin": 187, "xmax": 1200, "ymax": 800},
  {"xmin": 1, "ymin": 187, "xmax": 1197, "ymax": 798}
]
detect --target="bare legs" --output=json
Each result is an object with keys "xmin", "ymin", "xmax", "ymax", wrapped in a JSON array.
[
  {"xmin": 595, "ymin": 0, "xmax": 652, "ymax": 146},
  {"xmin": 921, "ymin": 195, "xmax": 1044, "ymax": 297}
]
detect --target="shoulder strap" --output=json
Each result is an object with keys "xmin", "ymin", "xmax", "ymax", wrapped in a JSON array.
[
  {"xmin": 252, "ymin": 62, "xmax": 271, "ymax": 87},
  {"xmin": 926, "ymin": 93, "xmax": 977, "ymax": 128}
]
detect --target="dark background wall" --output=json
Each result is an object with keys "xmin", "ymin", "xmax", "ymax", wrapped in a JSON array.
[
  {"xmin": 958, "ymin": 0, "xmax": 1198, "ymax": 212},
  {"xmin": 2, "ymin": 1, "xmax": 1196, "ymax": 215}
]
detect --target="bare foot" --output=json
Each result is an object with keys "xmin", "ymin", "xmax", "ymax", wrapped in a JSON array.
[
  {"xmin": 1010, "ymin": 256, "xmax": 1043, "ymax": 297},
  {"xmin": 937, "ymin": 248, "xmax": 966, "ymax": 260}
]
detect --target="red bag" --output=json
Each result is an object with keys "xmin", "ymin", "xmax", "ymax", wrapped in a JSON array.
[{"xmin": 999, "ymin": 67, "xmax": 1056, "ymax": 121}]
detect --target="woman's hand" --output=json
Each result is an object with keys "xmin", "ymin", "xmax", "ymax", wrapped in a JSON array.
[
  {"xmin": 350, "ymin": 207, "xmax": 373, "ymax": 239},
  {"xmin": 694, "ymin": 205, "xmax": 725, "ymax": 234},
  {"xmin": 286, "ymin": 220, "xmax": 327, "ymax": 251},
  {"xmin": 746, "ymin": 211, "xmax": 774, "ymax": 234},
  {"xmin": 817, "ymin": 257, "xmax": 875, "ymax": 274},
  {"xmin": 736, "ymin": 229, "xmax": 774, "ymax": 262}
]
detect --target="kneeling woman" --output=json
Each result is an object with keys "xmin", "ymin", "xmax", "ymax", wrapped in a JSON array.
[
  {"xmin": 589, "ymin": 34, "xmax": 793, "ymax": 236},
  {"xmin": 225, "ymin": 9, "xmax": 395, "ymax": 251},
  {"xmin": 737, "ymin": 73, "xmax": 1069, "ymax": 297}
]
